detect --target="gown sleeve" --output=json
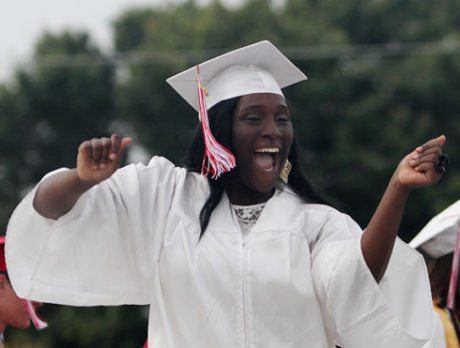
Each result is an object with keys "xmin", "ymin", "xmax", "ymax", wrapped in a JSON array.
[
  {"xmin": 310, "ymin": 210, "xmax": 439, "ymax": 348},
  {"xmin": 5, "ymin": 156, "xmax": 190, "ymax": 306}
]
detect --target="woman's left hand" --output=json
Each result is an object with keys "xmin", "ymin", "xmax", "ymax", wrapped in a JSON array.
[
  {"xmin": 392, "ymin": 135, "xmax": 447, "ymax": 192},
  {"xmin": 362, "ymin": 135, "xmax": 447, "ymax": 282}
]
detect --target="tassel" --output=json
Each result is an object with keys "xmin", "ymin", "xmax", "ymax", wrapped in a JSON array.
[
  {"xmin": 447, "ymin": 222, "xmax": 460, "ymax": 309},
  {"xmin": 24, "ymin": 299, "xmax": 48, "ymax": 330},
  {"xmin": 196, "ymin": 65, "xmax": 236, "ymax": 179}
]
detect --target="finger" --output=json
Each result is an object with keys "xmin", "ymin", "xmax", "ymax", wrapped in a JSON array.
[
  {"xmin": 415, "ymin": 135, "xmax": 446, "ymax": 154},
  {"xmin": 91, "ymin": 138, "xmax": 103, "ymax": 169},
  {"xmin": 108, "ymin": 134, "xmax": 122, "ymax": 160},
  {"xmin": 99, "ymin": 137, "xmax": 112, "ymax": 169},
  {"xmin": 78, "ymin": 140, "xmax": 93, "ymax": 163},
  {"xmin": 409, "ymin": 151, "xmax": 442, "ymax": 167},
  {"xmin": 436, "ymin": 134, "xmax": 447, "ymax": 146},
  {"xmin": 415, "ymin": 161, "xmax": 438, "ymax": 174},
  {"xmin": 119, "ymin": 137, "xmax": 132, "ymax": 152},
  {"xmin": 109, "ymin": 136, "xmax": 132, "ymax": 161},
  {"xmin": 419, "ymin": 153, "xmax": 441, "ymax": 167}
]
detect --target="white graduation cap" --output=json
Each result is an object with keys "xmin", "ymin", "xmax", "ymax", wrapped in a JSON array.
[
  {"xmin": 167, "ymin": 40, "xmax": 307, "ymax": 112},
  {"xmin": 410, "ymin": 200, "xmax": 460, "ymax": 258},
  {"xmin": 166, "ymin": 40, "xmax": 307, "ymax": 179},
  {"xmin": 410, "ymin": 199, "xmax": 460, "ymax": 309}
]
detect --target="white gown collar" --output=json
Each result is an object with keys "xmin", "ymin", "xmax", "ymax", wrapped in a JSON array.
[{"xmin": 206, "ymin": 187, "xmax": 288, "ymax": 233}]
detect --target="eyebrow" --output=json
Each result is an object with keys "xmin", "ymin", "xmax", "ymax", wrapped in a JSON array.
[{"xmin": 239, "ymin": 104, "xmax": 289, "ymax": 112}]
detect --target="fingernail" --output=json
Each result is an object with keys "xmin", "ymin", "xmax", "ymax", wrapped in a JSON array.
[
  {"xmin": 109, "ymin": 153, "xmax": 116, "ymax": 160},
  {"xmin": 100, "ymin": 163, "xmax": 106, "ymax": 169}
]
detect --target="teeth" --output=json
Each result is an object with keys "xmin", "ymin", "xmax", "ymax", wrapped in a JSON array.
[{"xmin": 255, "ymin": 147, "xmax": 279, "ymax": 153}]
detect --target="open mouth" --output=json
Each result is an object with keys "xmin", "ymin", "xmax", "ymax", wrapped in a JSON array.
[{"xmin": 253, "ymin": 147, "xmax": 280, "ymax": 172}]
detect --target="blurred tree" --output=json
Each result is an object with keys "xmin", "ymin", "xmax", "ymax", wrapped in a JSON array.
[
  {"xmin": 6, "ymin": 305, "xmax": 147, "ymax": 347},
  {"xmin": 0, "ymin": 31, "xmax": 115, "ymax": 232}
]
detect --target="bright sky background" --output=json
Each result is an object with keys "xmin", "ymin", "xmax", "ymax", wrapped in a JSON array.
[{"xmin": 0, "ymin": 0, "xmax": 186, "ymax": 83}]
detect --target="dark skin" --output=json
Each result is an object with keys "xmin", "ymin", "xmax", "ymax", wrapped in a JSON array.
[
  {"xmin": 33, "ymin": 92, "xmax": 446, "ymax": 282},
  {"xmin": 227, "ymin": 93, "xmax": 293, "ymax": 205},
  {"xmin": 0, "ymin": 274, "xmax": 30, "ymax": 332}
]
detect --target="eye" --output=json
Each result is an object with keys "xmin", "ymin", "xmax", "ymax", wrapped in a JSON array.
[
  {"xmin": 276, "ymin": 114, "xmax": 290, "ymax": 122},
  {"xmin": 244, "ymin": 114, "xmax": 262, "ymax": 122}
]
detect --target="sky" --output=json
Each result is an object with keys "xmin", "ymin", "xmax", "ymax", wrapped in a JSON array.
[{"xmin": 0, "ymin": 0, "xmax": 175, "ymax": 83}]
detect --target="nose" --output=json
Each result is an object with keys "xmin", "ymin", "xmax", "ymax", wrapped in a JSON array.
[{"xmin": 261, "ymin": 118, "xmax": 281, "ymax": 139}]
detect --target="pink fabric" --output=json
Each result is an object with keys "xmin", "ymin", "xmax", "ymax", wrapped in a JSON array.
[
  {"xmin": 24, "ymin": 300, "xmax": 48, "ymax": 330},
  {"xmin": 447, "ymin": 223, "xmax": 460, "ymax": 309},
  {"xmin": 0, "ymin": 236, "xmax": 5, "ymax": 272},
  {"xmin": 196, "ymin": 65, "xmax": 235, "ymax": 179}
]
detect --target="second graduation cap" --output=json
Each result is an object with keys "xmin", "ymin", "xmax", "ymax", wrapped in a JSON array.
[{"xmin": 410, "ymin": 200, "xmax": 460, "ymax": 310}]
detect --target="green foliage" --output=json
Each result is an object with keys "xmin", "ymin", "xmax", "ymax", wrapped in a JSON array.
[
  {"xmin": 0, "ymin": 31, "xmax": 115, "ymax": 233},
  {"xmin": 110, "ymin": 0, "xmax": 460, "ymax": 235},
  {"xmin": 1, "ymin": 0, "xmax": 460, "ymax": 345},
  {"xmin": 6, "ymin": 305, "xmax": 148, "ymax": 347}
]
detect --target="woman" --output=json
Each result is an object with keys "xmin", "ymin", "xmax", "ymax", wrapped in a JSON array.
[
  {"xmin": 0, "ymin": 236, "xmax": 47, "ymax": 346},
  {"xmin": 410, "ymin": 199, "xmax": 460, "ymax": 348},
  {"xmin": 430, "ymin": 253, "xmax": 460, "ymax": 348},
  {"xmin": 5, "ymin": 41, "xmax": 447, "ymax": 347}
]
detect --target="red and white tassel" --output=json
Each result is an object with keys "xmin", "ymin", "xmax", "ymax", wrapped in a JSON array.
[
  {"xmin": 447, "ymin": 221, "xmax": 460, "ymax": 309},
  {"xmin": 196, "ymin": 65, "xmax": 236, "ymax": 179},
  {"xmin": 24, "ymin": 299, "xmax": 48, "ymax": 330}
]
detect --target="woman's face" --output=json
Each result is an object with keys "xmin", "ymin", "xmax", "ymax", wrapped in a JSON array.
[
  {"xmin": 228, "ymin": 93, "xmax": 293, "ymax": 205},
  {"xmin": 0, "ymin": 275, "xmax": 30, "ymax": 329}
]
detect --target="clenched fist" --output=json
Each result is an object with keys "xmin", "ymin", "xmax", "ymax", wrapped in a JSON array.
[
  {"xmin": 76, "ymin": 134, "xmax": 132, "ymax": 184},
  {"xmin": 393, "ymin": 135, "xmax": 446, "ymax": 192}
]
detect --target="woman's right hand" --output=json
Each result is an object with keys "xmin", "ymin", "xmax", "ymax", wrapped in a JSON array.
[{"xmin": 77, "ymin": 134, "xmax": 132, "ymax": 184}]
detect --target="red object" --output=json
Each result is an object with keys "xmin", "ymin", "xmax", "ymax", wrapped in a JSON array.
[
  {"xmin": 0, "ymin": 236, "xmax": 6, "ymax": 272},
  {"xmin": 196, "ymin": 65, "xmax": 236, "ymax": 179},
  {"xmin": 447, "ymin": 222, "xmax": 460, "ymax": 309},
  {"xmin": 1, "ymin": 235, "xmax": 48, "ymax": 330},
  {"xmin": 24, "ymin": 300, "xmax": 48, "ymax": 330},
  {"xmin": 143, "ymin": 339, "xmax": 148, "ymax": 348}
]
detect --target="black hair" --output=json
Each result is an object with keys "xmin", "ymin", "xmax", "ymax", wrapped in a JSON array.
[
  {"xmin": 183, "ymin": 97, "xmax": 330, "ymax": 238},
  {"xmin": 0, "ymin": 270, "xmax": 9, "ymax": 282}
]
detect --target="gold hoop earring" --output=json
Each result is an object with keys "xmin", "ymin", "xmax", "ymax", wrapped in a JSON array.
[{"xmin": 280, "ymin": 159, "xmax": 292, "ymax": 184}]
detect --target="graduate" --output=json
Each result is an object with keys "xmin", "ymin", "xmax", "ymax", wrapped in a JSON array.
[
  {"xmin": 5, "ymin": 40, "xmax": 449, "ymax": 347},
  {"xmin": 411, "ymin": 199, "xmax": 460, "ymax": 348},
  {"xmin": 0, "ymin": 236, "xmax": 47, "ymax": 347}
]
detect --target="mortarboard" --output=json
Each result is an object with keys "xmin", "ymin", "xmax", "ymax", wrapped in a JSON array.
[
  {"xmin": 166, "ymin": 40, "xmax": 307, "ymax": 179},
  {"xmin": 410, "ymin": 200, "xmax": 460, "ymax": 309},
  {"xmin": 409, "ymin": 200, "xmax": 460, "ymax": 258}
]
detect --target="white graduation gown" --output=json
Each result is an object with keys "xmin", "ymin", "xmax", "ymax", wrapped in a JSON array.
[{"xmin": 5, "ymin": 156, "xmax": 439, "ymax": 348}]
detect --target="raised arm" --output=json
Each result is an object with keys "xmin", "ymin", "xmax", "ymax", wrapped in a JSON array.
[
  {"xmin": 361, "ymin": 135, "xmax": 446, "ymax": 282},
  {"xmin": 33, "ymin": 134, "xmax": 132, "ymax": 220}
]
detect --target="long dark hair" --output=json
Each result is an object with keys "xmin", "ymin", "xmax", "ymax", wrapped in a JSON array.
[{"xmin": 183, "ymin": 96, "xmax": 330, "ymax": 238}]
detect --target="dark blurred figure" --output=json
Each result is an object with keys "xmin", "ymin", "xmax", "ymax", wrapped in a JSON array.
[{"xmin": 411, "ymin": 200, "xmax": 460, "ymax": 348}]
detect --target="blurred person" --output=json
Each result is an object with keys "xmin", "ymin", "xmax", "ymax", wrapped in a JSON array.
[
  {"xmin": 5, "ymin": 40, "xmax": 449, "ymax": 347},
  {"xmin": 411, "ymin": 200, "xmax": 460, "ymax": 348},
  {"xmin": 0, "ymin": 236, "xmax": 47, "ymax": 346}
]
